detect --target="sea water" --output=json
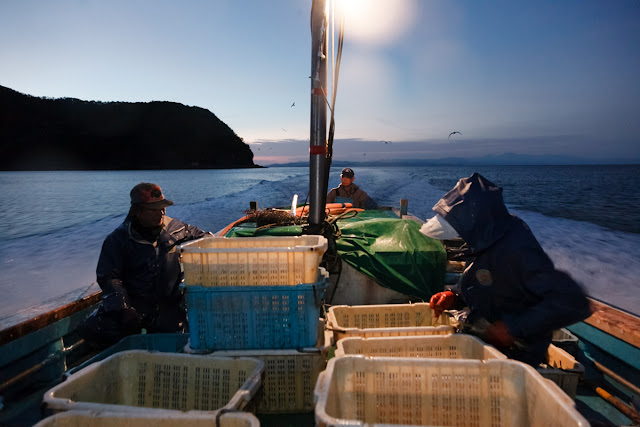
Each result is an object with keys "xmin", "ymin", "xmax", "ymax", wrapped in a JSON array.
[{"xmin": 0, "ymin": 165, "xmax": 638, "ymax": 320}]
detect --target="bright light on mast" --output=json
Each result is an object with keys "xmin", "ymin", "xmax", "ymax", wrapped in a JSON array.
[{"xmin": 335, "ymin": 0, "xmax": 417, "ymax": 46}]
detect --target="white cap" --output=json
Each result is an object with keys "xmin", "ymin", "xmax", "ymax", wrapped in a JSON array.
[{"xmin": 420, "ymin": 214, "xmax": 459, "ymax": 239}]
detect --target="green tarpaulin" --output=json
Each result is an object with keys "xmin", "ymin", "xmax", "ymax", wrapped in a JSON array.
[
  {"xmin": 225, "ymin": 210, "xmax": 446, "ymax": 299},
  {"xmin": 334, "ymin": 217, "xmax": 446, "ymax": 299}
]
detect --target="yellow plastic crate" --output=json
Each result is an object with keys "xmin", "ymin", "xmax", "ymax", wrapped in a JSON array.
[
  {"xmin": 314, "ymin": 356, "xmax": 588, "ymax": 427},
  {"xmin": 179, "ymin": 235, "xmax": 328, "ymax": 286},
  {"xmin": 211, "ymin": 348, "xmax": 327, "ymax": 413},
  {"xmin": 34, "ymin": 410, "xmax": 259, "ymax": 427},
  {"xmin": 43, "ymin": 351, "xmax": 264, "ymax": 416},
  {"xmin": 334, "ymin": 334, "xmax": 506, "ymax": 360},
  {"xmin": 537, "ymin": 343, "xmax": 584, "ymax": 399},
  {"xmin": 326, "ymin": 303, "xmax": 455, "ymax": 343}
]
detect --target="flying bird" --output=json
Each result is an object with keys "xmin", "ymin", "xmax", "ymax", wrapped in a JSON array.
[
  {"xmin": 448, "ymin": 131, "xmax": 462, "ymax": 139},
  {"xmin": 381, "ymin": 140, "xmax": 392, "ymax": 144},
  {"xmin": 291, "ymin": 102, "xmax": 295, "ymax": 107}
]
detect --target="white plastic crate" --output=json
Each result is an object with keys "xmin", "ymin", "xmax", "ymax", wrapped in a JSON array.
[
  {"xmin": 538, "ymin": 343, "xmax": 584, "ymax": 399},
  {"xmin": 326, "ymin": 303, "xmax": 455, "ymax": 343},
  {"xmin": 179, "ymin": 235, "xmax": 328, "ymax": 286},
  {"xmin": 43, "ymin": 351, "xmax": 264, "ymax": 416},
  {"xmin": 211, "ymin": 348, "xmax": 327, "ymax": 413},
  {"xmin": 334, "ymin": 334, "xmax": 506, "ymax": 360},
  {"xmin": 34, "ymin": 410, "xmax": 260, "ymax": 427},
  {"xmin": 314, "ymin": 356, "xmax": 588, "ymax": 427}
]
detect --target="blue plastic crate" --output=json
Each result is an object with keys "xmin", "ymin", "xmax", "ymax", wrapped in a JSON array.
[{"xmin": 185, "ymin": 279, "xmax": 327, "ymax": 350}]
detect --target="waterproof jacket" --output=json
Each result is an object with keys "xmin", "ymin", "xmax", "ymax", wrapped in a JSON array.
[
  {"xmin": 97, "ymin": 215, "xmax": 208, "ymax": 317},
  {"xmin": 434, "ymin": 173, "xmax": 591, "ymax": 365},
  {"xmin": 327, "ymin": 183, "xmax": 377, "ymax": 209}
]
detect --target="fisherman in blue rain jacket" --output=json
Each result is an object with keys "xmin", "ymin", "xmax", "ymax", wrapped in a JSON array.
[
  {"xmin": 77, "ymin": 182, "xmax": 209, "ymax": 348},
  {"xmin": 427, "ymin": 173, "xmax": 591, "ymax": 366}
]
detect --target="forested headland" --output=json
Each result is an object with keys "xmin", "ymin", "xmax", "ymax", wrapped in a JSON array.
[{"xmin": 0, "ymin": 85, "xmax": 258, "ymax": 170}]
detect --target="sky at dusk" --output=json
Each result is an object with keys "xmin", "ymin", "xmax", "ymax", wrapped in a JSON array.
[{"xmin": 1, "ymin": 0, "xmax": 639, "ymax": 165}]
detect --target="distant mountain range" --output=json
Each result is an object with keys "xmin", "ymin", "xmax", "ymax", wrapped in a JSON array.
[
  {"xmin": 267, "ymin": 152, "xmax": 636, "ymax": 167},
  {"xmin": 0, "ymin": 85, "xmax": 258, "ymax": 170}
]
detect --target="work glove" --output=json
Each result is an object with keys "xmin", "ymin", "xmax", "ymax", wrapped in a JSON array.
[
  {"xmin": 483, "ymin": 321, "xmax": 515, "ymax": 348},
  {"xmin": 120, "ymin": 308, "xmax": 142, "ymax": 335},
  {"xmin": 429, "ymin": 291, "xmax": 455, "ymax": 317}
]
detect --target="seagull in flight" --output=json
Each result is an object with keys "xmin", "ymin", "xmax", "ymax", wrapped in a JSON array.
[
  {"xmin": 291, "ymin": 102, "xmax": 295, "ymax": 107},
  {"xmin": 381, "ymin": 140, "xmax": 392, "ymax": 144},
  {"xmin": 448, "ymin": 131, "xmax": 462, "ymax": 139}
]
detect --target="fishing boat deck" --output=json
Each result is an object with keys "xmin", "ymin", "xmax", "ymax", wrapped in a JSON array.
[
  {"xmin": 2, "ymin": 213, "xmax": 639, "ymax": 426},
  {"xmin": 2, "ymin": 317, "xmax": 640, "ymax": 426}
]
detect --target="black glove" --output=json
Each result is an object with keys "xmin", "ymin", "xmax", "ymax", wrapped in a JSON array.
[{"xmin": 120, "ymin": 308, "xmax": 142, "ymax": 335}]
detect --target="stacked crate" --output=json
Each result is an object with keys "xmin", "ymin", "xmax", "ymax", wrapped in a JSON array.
[
  {"xmin": 324, "ymin": 302, "xmax": 456, "ymax": 347},
  {"xmin": 314, "ymin": 356, "xmax": 589, "ymax": 427},
  {"xmin": 36, "ymin": 408, "xmax": 259, "ymax": 427},
  {"xmin": 42, "ymin": 351, "xmax": 264, "ymax": 417},
  {"xmin": 179, "ymin": 235, "xmax": 329, "ymax": 413},
  {"xmin": 318, "ymin": 303, "xmax": 587, "ymax": 426},
  {"xmin": 333, "ymin": 334, "xmax": 506, "ymax": 360}
]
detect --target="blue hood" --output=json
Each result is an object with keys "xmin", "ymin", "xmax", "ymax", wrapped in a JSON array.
[{"xmin": 433, "ymin": 173, "xmax": 513, "ymax": 253}]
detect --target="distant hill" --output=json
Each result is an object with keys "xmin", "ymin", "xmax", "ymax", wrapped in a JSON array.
[{"xmin": 0, "ymin": 85, "xmax": 258, "ymax": 170}]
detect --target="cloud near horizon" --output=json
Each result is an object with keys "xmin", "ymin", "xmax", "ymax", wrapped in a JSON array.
[{"xmin": 249, "ymin": 134, "xmax": 637, "ymax": 165}]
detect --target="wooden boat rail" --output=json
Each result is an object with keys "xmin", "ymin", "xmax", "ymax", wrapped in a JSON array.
[{"xmin": 0, "ymin": 290, "xmax": 101, "ymax": 346}]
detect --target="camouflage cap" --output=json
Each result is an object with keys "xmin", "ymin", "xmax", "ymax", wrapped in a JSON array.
[{"xmin": 130, "ymin": 183, "xmax": 174, "ymax": 208}]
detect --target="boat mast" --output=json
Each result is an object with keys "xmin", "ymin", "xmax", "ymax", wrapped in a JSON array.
[{"xmin": 307, "ymin": 0, "xmax": 329, "ymax": 232}]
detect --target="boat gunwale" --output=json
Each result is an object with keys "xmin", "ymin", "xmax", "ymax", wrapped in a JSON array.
[{"xmin": 0, "ymin": 291, "xmax": 101, "ymax": 346}]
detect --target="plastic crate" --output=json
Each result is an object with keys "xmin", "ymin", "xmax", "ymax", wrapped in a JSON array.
[
  {"xmin": 211, "ymin": 348, "xmax": 326, "ymax": 413},
  {"xmin": 43, "ymin": 350, "xmax": 264, "ymax": 416},
  {"xmin": 314, "ymin": 356, "xmax": 588, "ymax": 427},
  {"xmin": 334, "ymin": 334, "xmax": 506, "ymax": 360},
  {"xmin": 180, "ymin": 235, "xmax": 328, "ymax": 286},
  {"xmin": 326, "ymin": 303, "xmax": 455, "ymax": 343},
  {"xmin": 185, "ymin": 272, "xmax": 328, "ymax": 350},
  {"xmin": 34, "ymin": 410, "xmax": 260, "ymax": 427},
  {"xmin": 552, "ymin": 328, "xmax": 580, "ymax": 357},
  {"xmin": 537, "ymin": 343, "xmax": 584, "ymax": 399},
  {"xmin": 67, "ymin": 333, "xmax": 189, "ymax": 376}
]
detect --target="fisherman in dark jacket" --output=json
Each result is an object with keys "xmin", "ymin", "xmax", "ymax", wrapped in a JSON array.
[
  {"xmin": 77, "ymin": 182, "xmax": 209, "ymax": 348},
  {"xmin": 427, "ymin": 173, "xmax": 591, "ymax": 366},
  {"xmin": 326, "ymin": 167, "xmax": 377, "ymax": 209}
]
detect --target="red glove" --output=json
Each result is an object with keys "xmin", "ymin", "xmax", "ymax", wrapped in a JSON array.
[
  {"xmin": 429, "ymin": 291, "xmax": 455, "ymax": 317},
  {"xmin": 483, "ymin": 321, "xmax": 515, "ymax": 348}
]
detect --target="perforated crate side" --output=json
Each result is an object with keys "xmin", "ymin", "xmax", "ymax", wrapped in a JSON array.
[
  {"xmin": 180, "ymin": 235, "xmax": 328, "ymax": 286},
  {"xmin": 186, "ymin": 280, "xmax": 327, "ymax": 350},
  {"xmin": 34, "ymin": 410, "xmax": 260, "ymax": 427},
  {"xmin": 314, "ymin": 356, "xmax": 588, "ymax": 427},
  {"xmin": 43, "ymin": 351, "xmax": 264, "ymax": 416},
  {"xmin": 334, "ymin": 334, "xmax": 506, "ymax": 360},
  {"xmin": 211, "ymin": 348, "xmax": 327, "ymax": 413},
  {"xmin": 35, "ymin": 411, "xmax": 260, "ymax": 427},
  {"xmin": 326, "ymin": 303, "xmax": 455, "ymax": 343}
]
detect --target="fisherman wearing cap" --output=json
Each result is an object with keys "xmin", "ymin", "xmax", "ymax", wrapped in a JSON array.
[
  {"xmin": 326, "ymin": 167, "xmax": 377, "ymax": 209},
  {"xmin": 77, "ymin": 183, "xmax": 210, "ymax": 348}
]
